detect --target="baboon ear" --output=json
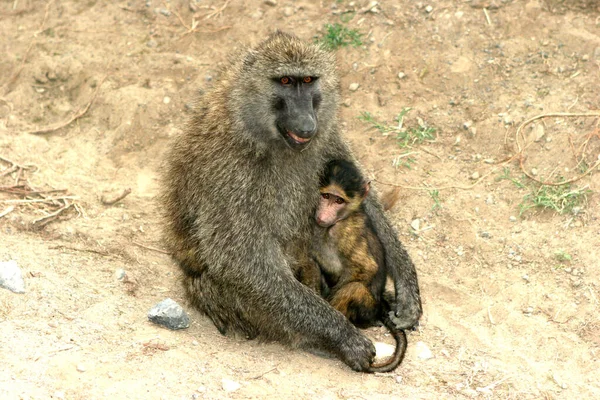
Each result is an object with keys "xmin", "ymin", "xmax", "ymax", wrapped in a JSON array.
[{"xmin": 364, "ymin": 181, "xmax": 371, "ymax": 197}]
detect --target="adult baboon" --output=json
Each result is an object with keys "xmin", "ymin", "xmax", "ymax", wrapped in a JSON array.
[{"xmin": 161, "ymin": 31, "xmax": 421, "ymax": 371}]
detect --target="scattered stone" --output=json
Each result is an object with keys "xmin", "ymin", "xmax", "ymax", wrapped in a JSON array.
[
  {"xmin": 76, "ymin": 364, "xmax": 86, "ymax": 372},
  {"xmin": 582, "ymin": 54, "xmax": 589, "ymax": 61},
  {"xmin": 410, "ymin": 219, "xmax": 420, "ymax": 231},
  {"xmin": 148, "ymin": 298, "xmax": 190, "ymax": 330},
  {"xmin": 455, "ymin": 11, "xmax": 464, "ymax": 18},
  {"xmin": 349, "ymin": 83, "xmax": 359, "ymax": 91},
  {"xmin": 523, "ymin": 306, "xmax": 534, "ymax": 315},
  {"xmin": 503, "ymin": 114, "xmax": 513, "ymax": 125},
  {"xmin": 509, "ymin": 216, "xmax": 517, "ymax": 222},
  {"xmin": 470, "ymin": 171, "xmax": 480, "ymax": 180},
  {"xmin": 462, "ymin": 120, "xmax": 473, "ymax": 130},
  {"xmin": 147, "ymin": 39, "xmax": 158, "ymax": 48},
  {"xmin": 415, "ymin": 341, "xmax": 433, "ymax": 360},
  {"xmin": 397, "ymin": 72, "xmax": 406, "ymax": 79},
  {"xmin": 395, "ymin": 375, "xmax": 403, "ymax": 384},
  {"xmin": 531, "ymin": 168, "xmax": 538, "ymax": 176},
  {"xmin": 374, "ymin": 342, "xmax": 395, "ymax": 361},
  {"xmin": 264, "ymin": 0, "xmax": 277, "ymax": 6},
  {"xmin": 222, "ymin": 378, "xmax": 241, "ymax": 392},
  {"xmin": 455, "ymin": 246, "xmax": 464, "ymax": 256},
  {"xmin": 0, "ymin": 260, "xmax": 25, "ymax": 294},
  {"xmin": 282, "ymin": 7, "xmax": 294, "ymax": 17},
  {"xmin": 163, "ymin": 96, "xmax": 171, "ymax": 104},
  {"xmin": 480, "ymin": 231, "xmax": 491, "ymax": 238},
  {"xmin": 114, "ymin": 269, "xmax": 126, "ymax": 281},
  {"xmin": 159, "ymin": 8, "xmax": 171, "ymax": 17},
  {"xmin": 485, "ymin": 194, "xmax": 494, "ymax": 205},
  {"xmin": 425, "ymin": 5, "xmax": 433, "ymax": 13},
  {"xmin": 522, "ymin": 274, "xmax": 529, "ymax": 282}
]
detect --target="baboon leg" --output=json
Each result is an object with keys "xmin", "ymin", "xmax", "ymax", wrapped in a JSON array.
[{"xmin": 329, "ymin": 282, "xmax": 378, "ymax": 327}]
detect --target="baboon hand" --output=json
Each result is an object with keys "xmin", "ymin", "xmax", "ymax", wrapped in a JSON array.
[
  {"xmin": 389, "ymin": 296, "xmax": 422, "ymax": 330},
  {"xmin": 338, "ymin": 332, "xmax": 376, "ymax": 372}
]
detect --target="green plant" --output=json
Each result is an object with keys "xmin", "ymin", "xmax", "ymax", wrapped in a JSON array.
[
  {"xmin": 554, "ymin": 250, "xmax": 572, "ymax": 263},
  {"xmin": 429, "ymin": 189, "xmax": 442, "ymax": 212},
  {"xmin": 519, "ymin": 183, "xmax": 590, "ymax": 216},
  {"xmin": 392, "ymin": 152, "xmax": 416, "ymax": 169},
  {"xmin": 495, "ymin": 167, "xmax": 525, "ymax": 189},
  {"xmin": 358, "ymin": 108, "xmax": 437, "ymax": 148},
  {"xmin": 317, "ymin": 23, "xmax": 362, "ymax": 50}
]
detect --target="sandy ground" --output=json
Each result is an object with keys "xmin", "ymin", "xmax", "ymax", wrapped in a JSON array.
[{"xmin": 1, "ymin": 1, "xmax": 600, "ymax": 399}]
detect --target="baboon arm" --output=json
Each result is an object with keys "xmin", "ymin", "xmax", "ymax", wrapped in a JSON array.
[{"xmin": 362, "ymin": 196, "xmax": 422, "ymax": 329}]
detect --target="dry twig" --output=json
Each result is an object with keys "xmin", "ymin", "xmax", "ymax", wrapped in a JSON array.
[
  {"xmin": 101, "ymin": 188, "xmax": 132, "ymax": 205},
  {"xmin": 132, "ymin": 241, "xmax": 170, "ymax": 255}
]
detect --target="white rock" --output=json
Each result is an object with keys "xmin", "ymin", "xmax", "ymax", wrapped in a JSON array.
[
  {"xmin": 415, "ymin": 341, "xmax": 433, "ymax": 360},
  {"xmin": 76, "ymin": 364, "xmax": 86, "ymax": 372},
  {"xmin": 0, "ymin": 260, "xmax": 25, "ymax": 293},
  {"xmin": 410, "ymin": 219, "xmax": 420, "ymax": 231},
  {"xmin": 163, "ymin": 96, "xmax": 171, "ymax": 104},
  {"xmin": 222, "ymin": 378, "xmax": 241, "ymax": 392},
  {"xmin": 114, "ymin": 269, "xmax": 126, "ymax": 281},
  {"xmin": 349, "ymin": 83, "xmax": 360, "ymax": 91},
  {"xmin": 397, "ymin": 72, "xmax": 406, "ymax": 79},
  {"xmin": 374, "ymin": 341, "xmax": 395, "ymax": 361}
]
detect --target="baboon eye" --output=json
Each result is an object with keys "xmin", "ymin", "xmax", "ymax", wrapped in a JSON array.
[
  {"xmin": 303, "ymin": 76, "xmax": 313, "ymax": 84},
  {"xmin": 335, "ymin": 197, "xmax": 345, "ymax": 204},
  {"xmin": 280, "ymin": 77, "xmax": 291, "ymax": 85},
  {"xmin": 322, "ymin": 193, "xmax": 330, "ymax": 200}
]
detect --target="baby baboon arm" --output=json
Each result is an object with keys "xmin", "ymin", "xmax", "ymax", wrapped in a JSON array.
[{"xmin": 363, "ymin": 196, "xmax": 422, "ymax": 329}]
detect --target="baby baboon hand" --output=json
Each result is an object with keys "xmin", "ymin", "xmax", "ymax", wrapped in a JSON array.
[
  {"xmin": 389, "ymin": 301, "xmax": 422, "ymax": 330},
  {"xmin": 338, "ymin": 332, "xmax": 376, "ymax": 372}
]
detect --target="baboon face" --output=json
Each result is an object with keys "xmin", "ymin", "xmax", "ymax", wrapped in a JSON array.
[
  {"xmin": 272, "ymin": 76, "xmax": 321, "ymax": 150},
  {"xmin": 229, "ymin": 32, "xmax": 338, "ymax": 151}
]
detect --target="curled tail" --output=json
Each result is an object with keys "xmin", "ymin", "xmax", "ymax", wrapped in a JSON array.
[{"xmin": 366, "ymin": 317, "xmax": 407, "ymax": 373}]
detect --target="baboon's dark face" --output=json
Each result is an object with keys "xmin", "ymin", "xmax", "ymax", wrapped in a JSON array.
[{"xmin": 272, "ymin": 76, "xmax": 321, "ymax": 151}]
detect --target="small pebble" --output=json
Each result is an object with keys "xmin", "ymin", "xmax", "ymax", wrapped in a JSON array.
[
  {"xmin": 163, "ymin": 96, "xmax": 171, "ymax": 104},
  {"xmin": 462, "ymin": 120, "xmax": 473, "ymax": 130},
  {"xmin": 148, "ymin": 298, "xmax": 190, "ymax": 330},
  {"xmin": 395, "ymin": 375, "xmax": 403, "ymax": 384},
  {"xmin": 282, "ymin": 7, "xmax": 294, "ymax": 16},
  {"xmin": 522, "ymin": 274, "xmax": 529, "ymax": 282},
  {"xmin": 147, "ymin": 40, "xmax": 158, "ymax": 48},
  {"xmin": 77, "ymin": 364, "xmax": 86, "ymax": 372},
  {"xmin": 114, "ymin": 269, "xmax": 126, "ymax": 281},
  {"xmin": 415, "ymin": 341, "xmax": 433, "ymax": 360},
  {"xmin": 222, "ymin": 378, "xmax": 241, "ymax": 392},
  {"xmin": 159, "ymin": 8, "xmax": 171, "ymax": 17},
  {"xmin": 531, "ymin": 168, "xmax": 538, "ymax": 176},
  {"xmin": 0, "ymin": 260, "xmax": 25, "ymax": 294},
  {"xmin": 264, "ymin": 0, "xmax": 277, "ymax": 5},
  {"xmin": 470, "ymin": 171, "xmax": 480, "ymax": 180},
  {"xmin": 509, "ymin": 216, "xmax": 517, "ymax": 222},
  {"xmin": 397, "ymin": 72, "xmax": 406, "ymax": 79},
  {"xmin": 582, "ymin": 54, "xmax": 589, "ymax": 61},
  {"xmin": 425, "ymin": 5, "xmax": 433, "ymax": 13},
  {"xmin": 53, "ymin": 391, "xmax": 65, "ymax": 399},
  {"xmin": 480, "ymin": 231, "xmax": 491, "ymax": 238},
  {"xmin": 349, "ymin": 83, "xmax": 359, "ymax": 92},
  {"xmin": 410, "ymin": 219, "xmax": 420, "ymax": 231}
]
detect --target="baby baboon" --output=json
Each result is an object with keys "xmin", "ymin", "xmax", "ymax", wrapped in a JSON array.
[
  {"xmin": 311, "ymin": 160, "xmax": 407, "ymax": 373},
  {"xmin": 161, "ymin": 31, "xmax": 421, "ymax": 372}
]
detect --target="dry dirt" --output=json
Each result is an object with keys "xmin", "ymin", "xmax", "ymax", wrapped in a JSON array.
[{"xmin": 1, "ymin": 1, "xmax": 600, "ymax": 399}]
